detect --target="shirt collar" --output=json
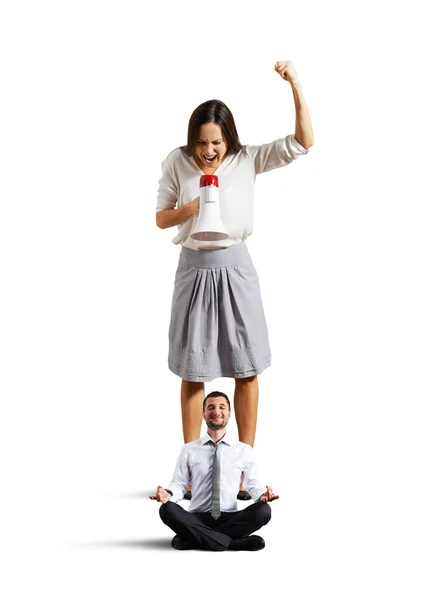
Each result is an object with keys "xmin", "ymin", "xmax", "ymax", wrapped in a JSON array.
[{"xmin": 201, "ymin": 432, "xmax": 232, "ymax": 446}]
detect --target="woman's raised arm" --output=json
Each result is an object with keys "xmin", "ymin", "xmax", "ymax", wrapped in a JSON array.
[{"xmin": 274, "ymin": 60, "xmax": 314, "ymax": 150}]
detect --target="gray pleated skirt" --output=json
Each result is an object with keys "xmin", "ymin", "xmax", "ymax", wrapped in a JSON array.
[{"xmin": 168, "ymin": 242, "xmax": 271, "ymax": 382}]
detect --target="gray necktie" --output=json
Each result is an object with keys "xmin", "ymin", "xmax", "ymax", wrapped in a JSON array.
[{"xmin": 211, "ymin": 442, "xmax": 222, "ymax": 519}]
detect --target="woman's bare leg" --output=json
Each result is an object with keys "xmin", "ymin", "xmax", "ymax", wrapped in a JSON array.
[
  {"xmin": 181, "ymin": 380, "xmax": 205, "ymax": 442},
  {"xmin": 234, "ymin": 375, "xmax": 259, "ymax": 447},
  {"xmin": 234, "ymin": 375, "xmax": 259, "ymax": 496},
  {"xmin": 181, "ymin": 380, "xmax": 205, "ymax": 498}
]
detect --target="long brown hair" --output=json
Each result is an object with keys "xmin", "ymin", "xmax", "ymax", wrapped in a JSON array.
[{"xmin": 182, "ymin": 100, "xmax": 243, "ymax": 156}]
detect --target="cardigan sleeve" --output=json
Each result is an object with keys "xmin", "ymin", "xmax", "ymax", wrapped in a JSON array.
[
  {"xmin": 156, "ymin": 153, "xmax": 178, "ymax": 212},
  {"xmin": 246, "ymin": 134, "xmax": 308, "ymax": 175}
]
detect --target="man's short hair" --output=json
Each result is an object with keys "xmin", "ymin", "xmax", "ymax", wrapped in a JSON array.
[{"xmin": 203, "ymin": 391, "xmax": 231, "ymax": 412}]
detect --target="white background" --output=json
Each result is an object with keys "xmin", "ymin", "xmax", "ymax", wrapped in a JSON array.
[{"xmin": 1, "ymin": 0, "xmax": 422, "ymax": 598}]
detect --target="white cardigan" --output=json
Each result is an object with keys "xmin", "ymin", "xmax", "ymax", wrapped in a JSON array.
[{"xmin": 156, "ymin": 134, "xmax": 308, "ymax": 250}]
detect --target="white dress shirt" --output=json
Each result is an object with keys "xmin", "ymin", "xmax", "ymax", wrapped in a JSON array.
[
  {"xmin": 156, "ymin": 134, "xmax": 309, "ymax": 250},
  {"xmin": 167, "ymin": 433, "xmax": 267, "ymax": 513}
]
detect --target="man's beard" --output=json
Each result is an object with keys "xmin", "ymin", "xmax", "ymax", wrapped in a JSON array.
[{"xmin": 206, "ymin": 417, "xmax": 228, "ymax": 430}]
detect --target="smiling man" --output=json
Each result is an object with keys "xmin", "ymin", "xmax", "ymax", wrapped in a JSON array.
[{"xmin": 149, "ymin": 391, "xmax": 279, "ymax": 551}]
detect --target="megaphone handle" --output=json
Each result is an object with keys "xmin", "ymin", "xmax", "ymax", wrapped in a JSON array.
[{"xmin": 205, "ymin": 185, "xmax": 217, "ymax": 204}]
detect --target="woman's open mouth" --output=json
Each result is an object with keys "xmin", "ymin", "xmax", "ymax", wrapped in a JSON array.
[{"xmin": 204, "ymin": 154, "xmax": 218, "ymax": 164}]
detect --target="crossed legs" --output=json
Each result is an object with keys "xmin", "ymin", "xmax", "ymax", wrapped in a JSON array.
[{"xmin": 159, "ymin": 501, "xmax": 271, "ymax": 551}]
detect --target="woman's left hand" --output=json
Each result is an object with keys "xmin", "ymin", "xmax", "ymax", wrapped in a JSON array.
[{"xmin": 274, "ymin": 60, "xmax": 299, "ymax": 85}]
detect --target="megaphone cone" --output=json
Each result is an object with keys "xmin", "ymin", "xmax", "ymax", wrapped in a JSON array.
[{"xmin": 191, "ymin": 175, "xmax": 229, "ymax": 241}]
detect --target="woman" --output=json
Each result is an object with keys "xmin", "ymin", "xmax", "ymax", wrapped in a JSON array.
[{"xmin": 156, "ymin": 60, "xmax": 313, "ymax": 497}]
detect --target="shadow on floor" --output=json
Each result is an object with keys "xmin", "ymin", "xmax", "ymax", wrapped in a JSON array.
[
  {"xmin": 115, "ymin": 490, "xmax": 190, "ymax": 508},
  {"xmin": 115, "ymin": 489, "xmax": 154, "ymax": 499},
  {"xmin": 71, "ymin": 538, "xmax": 172, "ymax": 550}
]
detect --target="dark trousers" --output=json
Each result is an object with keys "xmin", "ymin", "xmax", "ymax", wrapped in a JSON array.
[{"xmin": 159, "ymin": 501, "xmax": 271, "ymax": 551}]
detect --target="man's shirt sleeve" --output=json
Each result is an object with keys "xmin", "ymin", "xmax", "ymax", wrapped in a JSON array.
[
  {"xmin": 167, "ymin": 445, "xmax": 189, "ymax": 503},
  {"xmin": 242, "ymin": 445, "xmax": 267, "ymax": 502}
]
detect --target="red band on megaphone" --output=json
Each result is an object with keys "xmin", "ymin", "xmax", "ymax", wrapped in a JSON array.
[{"xmin": 200, "ymin": 175, "xmax": 219, "ymax": 188}]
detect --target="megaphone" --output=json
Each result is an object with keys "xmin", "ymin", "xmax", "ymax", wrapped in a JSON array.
[{"xmin": 190, "ymin": 174, "xmax": 229, "ymax": 241}]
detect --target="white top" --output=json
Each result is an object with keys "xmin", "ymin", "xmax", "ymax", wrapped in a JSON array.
[
  {"xmin": 156, "ymin": 134, "xmax": 309, "ymax": 250},
  {"xmin": 167, "ymin": 433, "xmax": 267, "ymax": 513}
]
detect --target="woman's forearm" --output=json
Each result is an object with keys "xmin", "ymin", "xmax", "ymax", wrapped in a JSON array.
[
  {"xmin": 274, "ymin": 61, "xmax": 314, "ymax": 149},
  {"xmin": 291, "ymin": 81, "xmax": 314, "ymax": 149},
  {"xmin": 156, "ymin": 200, "xmax": 197, "ymax": 230}
]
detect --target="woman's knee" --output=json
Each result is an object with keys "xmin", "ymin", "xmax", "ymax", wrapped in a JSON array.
[
  {"xmin": 181, "ymin": 380, "xmax": 204, "ymax": 393},
  {"xmin": 234, "ymin": 375, "xmax": 257, "ymax": 386}
]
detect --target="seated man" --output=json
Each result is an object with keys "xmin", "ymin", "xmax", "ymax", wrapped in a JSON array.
[{"xmin": 149, "ymin": 390, "xmax": 279, "ymax": 551}]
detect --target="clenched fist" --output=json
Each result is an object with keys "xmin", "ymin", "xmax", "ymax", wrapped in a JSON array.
[{"xmin": 274, "ymin": 60, "xmax": 299, "ymax": 85}]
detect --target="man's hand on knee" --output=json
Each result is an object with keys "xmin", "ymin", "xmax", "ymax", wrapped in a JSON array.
[
  {"xmin": 149, "ymin": 485, "xmax": 172, "ymax": 504},
  {"xmin": 259, "ymin": 485, "xmax": 279, "ymax": 503}
]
